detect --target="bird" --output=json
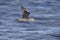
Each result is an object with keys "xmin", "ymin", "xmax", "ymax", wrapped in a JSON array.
[{"xmin": 17, "ymin": 5, "xmax": 35, "ymax": 22}]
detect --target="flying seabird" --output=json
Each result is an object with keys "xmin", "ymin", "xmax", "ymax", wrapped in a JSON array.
[{"xmin": 17, "ymin": 6, "xmax": 35, "ymax": 22}]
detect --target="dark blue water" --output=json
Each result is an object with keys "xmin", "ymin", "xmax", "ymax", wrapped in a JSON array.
[{"xmin": 0, "ymin": 0, "xmax": 60, "ymax": 40}]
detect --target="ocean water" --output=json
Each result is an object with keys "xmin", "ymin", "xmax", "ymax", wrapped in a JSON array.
[{"xmin": 0, "ymin": 0, "xmax": 60, "ymax": 40}]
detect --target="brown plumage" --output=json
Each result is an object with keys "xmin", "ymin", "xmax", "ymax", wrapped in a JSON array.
[{"xmin": 21, "ymin": 6, "xmax": 30, "ymax": 18}]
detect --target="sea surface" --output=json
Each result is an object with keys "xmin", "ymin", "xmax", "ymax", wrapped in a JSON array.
[{"xmin": 0, "ymin": 0, "xmax": 60, "ymax": 40}]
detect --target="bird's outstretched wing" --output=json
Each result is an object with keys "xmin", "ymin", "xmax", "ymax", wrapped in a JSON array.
[{"xmin": 21, "ymin": 6, "xmax": 30, "ymax": 18}]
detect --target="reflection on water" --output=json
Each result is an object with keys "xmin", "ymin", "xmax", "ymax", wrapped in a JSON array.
[{"xmin": 0, "ymin": 0, "xmax": 60, "ymax": 40}]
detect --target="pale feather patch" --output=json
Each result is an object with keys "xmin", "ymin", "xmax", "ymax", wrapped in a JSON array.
[{"xmin": 17, "ymin": 18, "xmax": 35, "ymax": 22}]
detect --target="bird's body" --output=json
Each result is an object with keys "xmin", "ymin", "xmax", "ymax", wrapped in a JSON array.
[{"xmin": 17, "ymin": 18, "xmax": 35, "ymax": 22}]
